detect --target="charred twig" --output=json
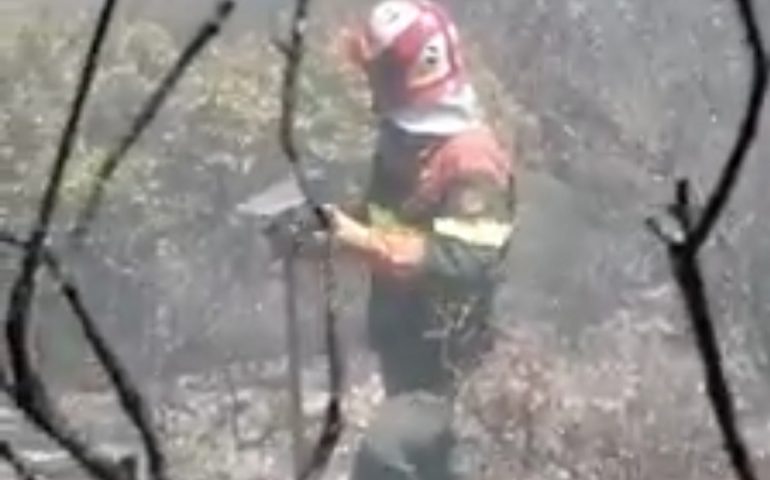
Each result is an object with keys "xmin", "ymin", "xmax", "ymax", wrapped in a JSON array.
[
  {"xmin": 70, "ymin": 0, "xmax": 236, "ymax": 243},
  {"xmin": 0, "ymin": 441, "xmax": 43, "ymax": 480},
  {"xmin": 44, "ymin": 254, "xmax": 167, "ymax": 480},
  {"xmin": 1, "ymin": 2, "xmax": 135, "ymax": 479},
  {"xmin": 0, "ymin": 231, "xmax": 160, "ymax": 480},
  {"xmin": 685, "ymin": 0, "xmax": 768, "ymax": 252},
  {"xmin": 648, "ymin": 1, "xmax": 768, "ymax": 480},
  {"xmin": 277, "ymin": 0, "xmax": 344, "ymax": 478},
  {"xmin": 278, "ymin": 0, "xmax": 331, "ymax": 229},
  {"xmin": 0, "ymin": 232, "xmax": 147, "ymax": 480},
  {"xmin": 8, "ymin": 4, "xmax": 234, "ymax": 478},
  {"xmin": 5, "ymin": 0, "xmax": 115, "ymax": 395},
  {"xmin": 5, "ymin": 381, "xmax": 132, "ymax": 480},
  {"xmin": 299, "ymin": 247, "xmax": 344, "ymax": 480}
]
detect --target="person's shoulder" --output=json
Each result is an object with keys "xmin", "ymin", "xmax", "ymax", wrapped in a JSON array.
[{"xmin": 432, "ymin": 125, "xmax": 512, "ymax": 182}]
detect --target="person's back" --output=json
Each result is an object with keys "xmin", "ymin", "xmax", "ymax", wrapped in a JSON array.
[{"xmin": 324, "ymin": 2, "xmax": 516, "ymax": 478}]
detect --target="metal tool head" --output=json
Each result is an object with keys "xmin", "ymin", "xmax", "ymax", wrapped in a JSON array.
[
  {"xmin": 236, "ymin": 173, "xmax": 310, "ymax": 221},
  {"xmin": 236, "ymin": 156, "xmax": 330, "ymax": 215}
]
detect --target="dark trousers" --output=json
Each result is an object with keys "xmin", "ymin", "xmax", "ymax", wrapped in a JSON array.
[
  {"xmin": 351, "ymin": 345, "xmax": 459, "ymax": 480},
  {"xmin": 354, "ymin": 277, "xmax": 496, "ymax": 480}
]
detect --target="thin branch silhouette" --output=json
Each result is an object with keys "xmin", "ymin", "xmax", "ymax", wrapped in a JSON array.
[
  {"xmin": 299, "ymin": 251, "xmax": 343, "ymax": 480},
  {"xmin": 1, "ymin": 2, "xmax": 136, "ymax": 478},
  {"xmin": 276, "ymin": 0, "xmax": 344, "ymax": 478},
  {"xmin": 71, "ymin": 0, "xmax": 235, "ymax": 243},
  {"xmin": 0, "ymin": 231, "xmax": 152, "ymax": 480},
  {"xmin": 4, "ymin": 0, "xmax": 115, "ymax": 398},
  {"xmin": 40, "ymin": 244, "xmax": 168, "ymax": 480},
  {"xmin": 0, "ymin": 441, "xmax": 43, "ymax": 480},
  {"xmin": 278, "ymin": 0, "xmax": 331, "ymax": 230},
  {"xmin": 686, "ymin": 0, "xmax": 768, "ymax": 251},
  {"xmin": 2, "ymin": 0, "xmax": 346, "ymax": 479},
  {"xmin": 648, "ymin": 1, "xmax": 768, "ymax": 479}
]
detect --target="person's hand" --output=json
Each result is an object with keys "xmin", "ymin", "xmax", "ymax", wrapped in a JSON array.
[{"xmin": 323, "ymin": 204, "xmax": 372, "ymax": 251}]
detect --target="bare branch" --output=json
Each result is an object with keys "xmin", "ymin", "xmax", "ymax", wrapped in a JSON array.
[
  {"xmin": 6, "ymin": 385, "xmax": 132, "ymax": 480},
  {"xmin": 70, "ymin": 0, "xmax": 236, "ymax": 243},
  {"xmin": 299, "ymin": 252, "xmax": 344, "ymax": 480},
  {"xmin": 0, "ymin": 441, "xmax": 44, "ymax": 480},
  {"xmin": 0, "ymin": 2, "xmax": 135, "ymax": 479},
  {"xmin": 2, "ymin": 5, "xmax": 236, "ymax": 477},
  {"xmin": 4, "ymin": 0, "xmax": 116, "ymax": 403},
  {"xmin": 278, "ymin": 0, "xmax": 331, "ymax": 229},
  {"xmin": 650, "ymin": 1, "xmax": 768, "ymax": 479},
  {"xmin": 43, "ymin": 254, "xmax": 168, "ymax": 480},
  {"xmin": 277, "ymin": 0, "xmax": 345, "ymax": 478},
  {"xmin": 686, "ymin": 0, "xmax": 768, "ymax": 252},
  {"xmin": 669, "ymin": 247, "xmax": 758, "ymax": 480},
  {"xmin": 0, "ymin": 230, "xmax": 166, "ymax": 480}
]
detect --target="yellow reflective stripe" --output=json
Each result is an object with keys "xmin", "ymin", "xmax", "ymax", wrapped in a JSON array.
[
  {"xmin": 368, "ymin": 203, "xmax": 401, "ymax": 228},
  {"xmin": 433, "ymin": 217, "xmax": 513, "ymax": 248},
  {"xmin": 367, "ymin": 204, "xmax": 423, "ymax": 240}
]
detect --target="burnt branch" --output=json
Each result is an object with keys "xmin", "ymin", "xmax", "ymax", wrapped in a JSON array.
[
  {"xmin": 42, "ymin": 252, "xmax": 168, "ymax": 480},
  {"xmin": 2, "ymin": 3, "xmax": 235, "ymax": 477},
  {"xmin": 277, "ymin": 0, "xmax": 344, "ymax": 478},
  {"xmin": 1, "ymin": 232, "xmax": 165, "ymax": 476},
  {"xmin": 299, "ymin": 252, "xmax": 344, "ymax": 480},
  {"xmin": 4, "ymin": 0, "xmax": 116, "ymax": 400},
  {"xmin": 649, "ymin": 0, "xmax": 768, "ymax": 479},
  {"xmin": 70, "ymin": 0, "xmax": 235, "ymax": 243},
  {"xmin": 0, "ymin": 2, "xmax": 135, "ymax": 479},
  {"xmin": 278, "ymin": 0, "xmax": 331, "ymax": 229},
  {"xmin": 5, "ymin": 379, "xmax": 132, "ymax": 480},
  {"xmin": 0, "ymin": 441, "xmax": 43, "ymax": 480},
  {"xmin": 0, "ymin": 231, "xmax": 155, "ymax": 480},
  {"xmin": 686, "ymin": 0, "xmax": 768, "ymax": 252}
]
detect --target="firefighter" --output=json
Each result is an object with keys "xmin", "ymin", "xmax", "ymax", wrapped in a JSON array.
[{"xmin": 325, "ymin": 1, "xmax": 516, "ymax": 478}]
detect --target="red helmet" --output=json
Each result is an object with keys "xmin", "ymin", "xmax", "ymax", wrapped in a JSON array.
[{"xmin": 346, "ymin": 0, "xmax": 479, "ymax": 133}]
